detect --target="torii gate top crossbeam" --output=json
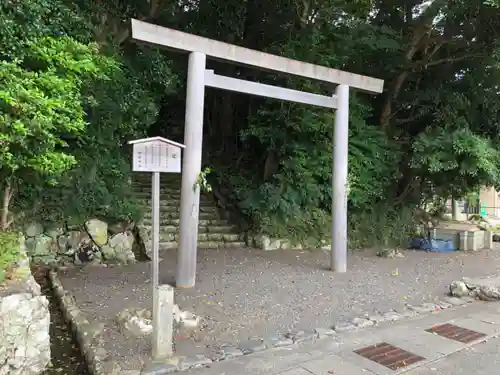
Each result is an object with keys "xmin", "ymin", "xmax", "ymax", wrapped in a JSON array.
[{"xmin": 130, "ymin": 19, "xmax": 384, "ymax": 94}]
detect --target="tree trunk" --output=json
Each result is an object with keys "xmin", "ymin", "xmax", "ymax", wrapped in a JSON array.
[
  {"xmin": 1, "ymin": 180, "xmax": 13, "ymax": 231},
  {"xmin": 451, "ymin": 198, "xmax": 459, "ymax": 220},
  {"xmin": 263, "ymin": 150, "xmax": 279, "ymax": 181},
  {"xmin": 379, "ymin": 1, "xmax": 445, "ymax": 129},
  {"xmin": 380, "ymin": 70, "xmax": 410, "ymax": 128}
]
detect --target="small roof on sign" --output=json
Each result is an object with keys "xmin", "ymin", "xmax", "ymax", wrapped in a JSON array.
[{"xmin": 128, "ymin": 136, "xmax": 186, "ymax": 148}]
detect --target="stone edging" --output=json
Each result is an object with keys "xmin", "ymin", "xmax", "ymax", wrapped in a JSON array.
[
  {"xmin": 49, "ymin": 269, "xmax": 479, "ymax": 375},
  {"xmin": 206, "ymin": 296, "xmax": 477, "ymax": 364},
  {"xmin": 48, "ymin": 270, "xmax": 109, "ymax": 375}
]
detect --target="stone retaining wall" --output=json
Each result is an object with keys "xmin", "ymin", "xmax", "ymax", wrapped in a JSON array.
[
  {"xmin": 24, "ymin": 219, "xmax": 138, "ymax": 267},
  {"xmin": 0, "ymin": 237, "xmax": 50, "ymax": 375}
]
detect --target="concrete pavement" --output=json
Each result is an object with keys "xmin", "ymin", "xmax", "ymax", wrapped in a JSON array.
[
  {"xmin": 187, "ymin": 301, "xmax": 500, "ymax": 375},
  {"xmin": 405, "ymin": 336, "xmax": 500, "ymax": 374}
]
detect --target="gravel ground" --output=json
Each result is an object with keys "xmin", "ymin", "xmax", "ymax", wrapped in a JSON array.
[{"xmin": 58, "ymin": 246, "xmax": 500, "ymax": 370}]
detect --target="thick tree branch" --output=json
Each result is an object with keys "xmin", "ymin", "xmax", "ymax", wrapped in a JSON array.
[
  {"xmin": 419, "ymin": 53, "xmax": 486, "ymax": 68},
  {"xmin": 380, "ymin": 0, "xmax": 449, "ymax": 129},
  {"xmin": 380, "ymin": 21, "xmax": 431, "ymax": 128},
  {"xmin": 294, "ymin": 0, "xmax": 313, "ymax": 28},
  {"xmin": 1, "ymin": 180, "xmax": 14, "ymax": 230},
  {"xmin": 395, "ymin": 113, "xmax": 423, "ymax": 125},
  {"xmin": 97, "ymin": 0, "xmax": 166, "ymax": 47}
]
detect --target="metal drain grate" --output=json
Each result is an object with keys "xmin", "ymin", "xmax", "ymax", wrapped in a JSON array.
[
  {"xmin": 425, "ymin": 323, "xmax": 487, "ymax": 343},
  {"xmin": 354, "ymin": 342, "xmax": 425, "ymax": 370}
]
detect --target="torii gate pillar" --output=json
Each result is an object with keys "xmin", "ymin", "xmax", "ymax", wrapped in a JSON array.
[
  {"xmin": 332, "ymin": 84, "xmax": 349, "ymax": 272},
  {"xmin": 177, "ymin": 52, "xmax": 207, "ymax": 288}
]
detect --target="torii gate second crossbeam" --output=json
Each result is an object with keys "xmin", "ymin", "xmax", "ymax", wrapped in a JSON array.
[{"xmin": 130, "ymin": 19, "xmax": 384, "ymax": 289}]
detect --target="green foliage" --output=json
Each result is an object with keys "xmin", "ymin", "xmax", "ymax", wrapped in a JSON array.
[
  {"xmin": 0, "ymin": 232, "xmax": 20, "ymax": 282},
  {"xmin": 1, "ymin": 0, "xmax": 177, "ymax": 228},
  {"xmin": 348, "ymin": 203, "xmax": 416, "ymax": 249},
  {"xmin": 0, "ymin": 36, "xmax": 115, "ymax": 180},
  {"xmin": 213, "ymin": 29, "xmax": 404, "ymax": 245},
  {"xmin": 220, "ymin": 93, "xmax": 402, "ymax": 244},
  {"xmin": 412, "ymin": 117, "xmax": 500, "ymax": 199},
  {"xmin": 0, "ymin": 0, "xmax": 89, "ymax": 54},
  {"xmin": 15, "ymin": 151, "xmax": 142, "ymax": 226},
  {"xmin": 195, "ymin": 167, "xmax": 213, "ymax": 193}
]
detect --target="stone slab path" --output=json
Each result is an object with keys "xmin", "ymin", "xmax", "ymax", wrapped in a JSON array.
[
  {"xmin": 187, "ymin": 301, "xmax": 500, "ymax": 375},
  {"xmin": 58, "ymin": 246, "xmax": 500, "ymax": 370},
  {"xmin": 405, "ymin": 336, "xmax": 500, "ymax": 375}
]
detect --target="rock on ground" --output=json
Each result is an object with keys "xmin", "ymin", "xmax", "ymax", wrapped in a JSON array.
[
  {"xmin": 116, "ymin": 308, "xmax": 153, "ymax": 337},
  {"xmin": 449, "ymin": 280, "xmax": 471, "ymax": 297},
  {"xmin": 0, "ymin": 275, "xmax": 50, "ymax": 375},
  {"xmin": 85, "ymin": 219, "xmax": 108, "ymax": 247},
  {"xmin": 450, "ymin": 274, "xmax": 500, "ymax": 301},
  {"xmin": 116, "ymin": 305, "xmax": 201, "ymax": 338}
]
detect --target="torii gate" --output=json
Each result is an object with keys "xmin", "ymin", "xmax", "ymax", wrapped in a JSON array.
[{"xmin": 130, "ymin": 19, "xmax": 384, "ymax": 288}]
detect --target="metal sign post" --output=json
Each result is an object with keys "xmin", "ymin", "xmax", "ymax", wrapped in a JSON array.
[
  {"xmin": 128, "ymin": 136, "xmax": 185, "ymax": 359},
  {"xmin": 151, "ymin": 170, "xmax": 160, "ymax": 324}
]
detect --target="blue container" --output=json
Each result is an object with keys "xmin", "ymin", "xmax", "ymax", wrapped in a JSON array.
[{"xmin": 409, "ymin": 236, "xmax": 456, "ymax": 252}]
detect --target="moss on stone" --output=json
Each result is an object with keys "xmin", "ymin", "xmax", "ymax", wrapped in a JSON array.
[{"xmin": 0, "ymin": 232, "xmax": 22, "ymax": 283}]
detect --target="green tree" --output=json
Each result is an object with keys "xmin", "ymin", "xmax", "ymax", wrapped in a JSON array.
[
  {"xmin": 0, "ymin": 36, "xmax": 115, "ymax": 229},
  {"xmin": 1, "ymin": 0, "xmax": 177, "ymax": 227}
]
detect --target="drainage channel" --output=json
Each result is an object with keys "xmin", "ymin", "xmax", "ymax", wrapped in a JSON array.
[{"xmin": 32, "ymin": 266, "xmax": 90, "ymax": 375}]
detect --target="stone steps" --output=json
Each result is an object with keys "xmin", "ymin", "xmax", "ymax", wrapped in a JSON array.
[
  {"xmin": 141, "ymin": 212, "xmax": 218, "ymax": 222},
  {"xmin": 140, "ymin": 218, "xmax": 227, "ymax": 226},
  {"xmin": 139, "ymin": 203, "xmax": 216, "ymax": 212},
  {"xmin": 140, "ymin": 224, "xmax": 242, "ymax": 242},
  {"xmin": 132, "ymin": 179, "xmax": 181, "ymax": 185},
  {"xmin": 133, "ymin": 174, "xmax": 246, "ymax": 250},
  {"xmin": 133, "ymin": 187, "xmax": 185, "ymax": 195},
  {"xmin": 138, "ymin": 198, "xmax": 213, "ymax": 206},
  {"xmin": 140, "ymin": 224, "xmax": 236, "ymax": 234},
  {"xmin": 133, "ymin": 185, "xmax": 183, "ymax": 192},
  {"xmin": 154, "ymin": 232, "xmax": 242, "ymax": 242},
  {"xmin": 136, "ymin": 194, "xmax": 184, "ymax": 200},
  {"xmin": 157, "ymin": 241, "xmax": 246, "ymax": 250},
  {"xmin": 134, "ymin": 191, "xmax": 212, "ymax": 200},
  {"xmin": 132, "ymin": 173, "xmax": 182, "ymax": 183}
]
